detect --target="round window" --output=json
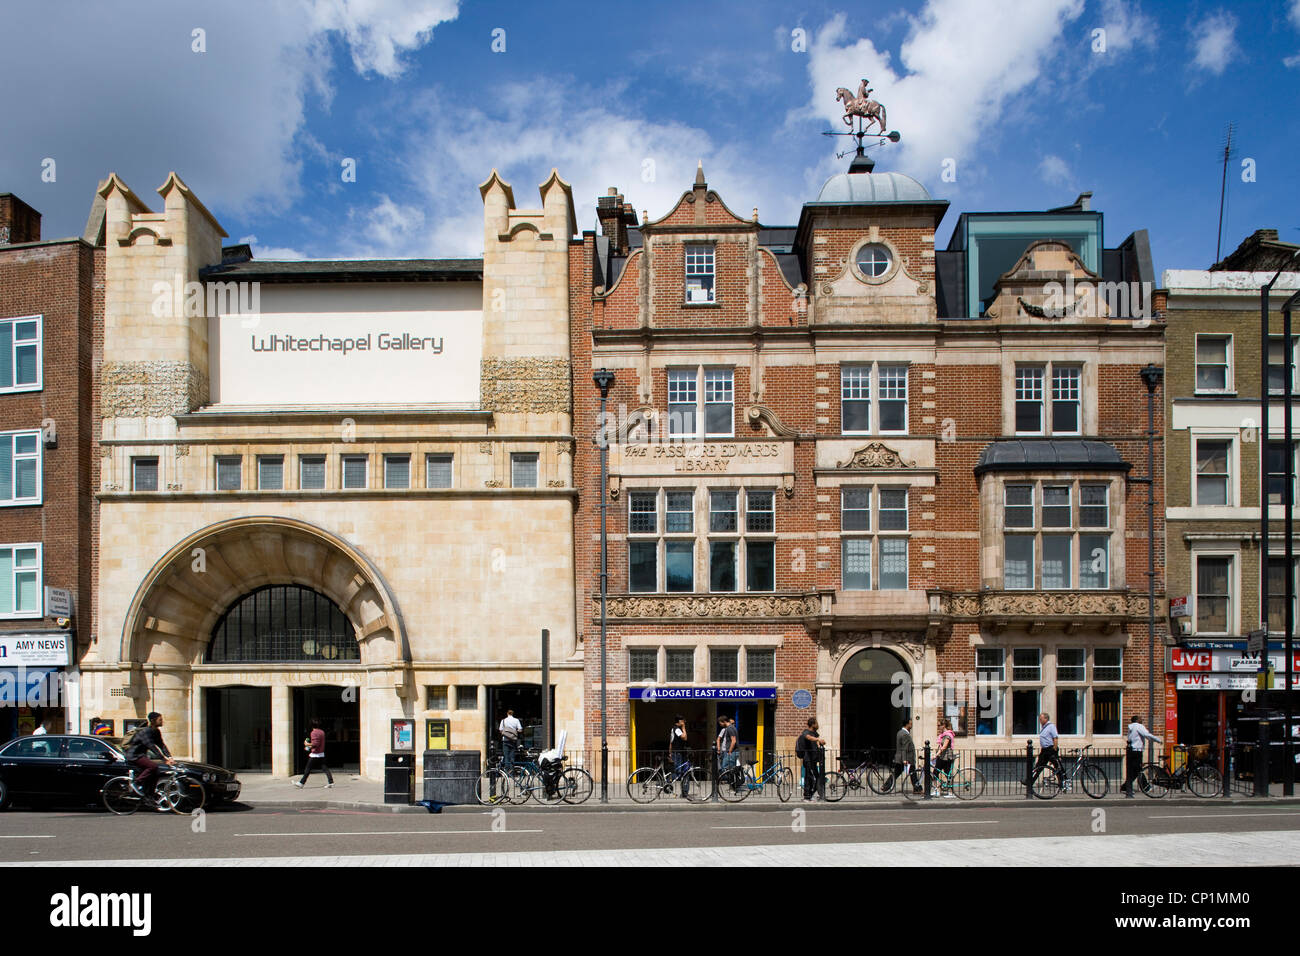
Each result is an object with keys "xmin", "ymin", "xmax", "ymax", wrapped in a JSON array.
[{"xmin": 855, "ymin": 243, "xmax": 893, "ymax": 279}]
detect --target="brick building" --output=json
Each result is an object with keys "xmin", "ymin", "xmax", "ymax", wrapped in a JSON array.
[
  {"xmin": 0, "ymin": 194, "xmax": 101, "ymax": 743},
  {"xmin": 571, "ymin": 158, "xmax": 1165, "ymax": 771},
  {"xmin": 1161, "ymin": 229, "xmax": 1300, "ymax": 757}
]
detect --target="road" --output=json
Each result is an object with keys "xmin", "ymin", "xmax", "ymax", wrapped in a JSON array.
[{"xmin": 2, "ymin": 800, "xmax": 1299, "ymax": 865}]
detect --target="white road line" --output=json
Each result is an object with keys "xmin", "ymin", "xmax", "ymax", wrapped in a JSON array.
[
  {"xmin": 1150, "ymin": 812, "xmax": 1300, "ymax": 820},
  {"xmin": 0, "ymin": 835, "xmax": 55, "ymax": 839},
  {"xmin": 713, "ymin": 819, "xmax": 1000, "ymax": 830},
  {"xmin": 234, "ymin": 829, "xmax": 544, "ymax": 837}
]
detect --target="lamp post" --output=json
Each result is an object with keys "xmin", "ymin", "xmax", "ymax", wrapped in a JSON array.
[
  {"xmin": 1140, "ymin": 364, "xmax": 1163, "ymax": 764},
  {"xmin": 593, "ymin": 368, "xmax": 615, "ymax": 802}
]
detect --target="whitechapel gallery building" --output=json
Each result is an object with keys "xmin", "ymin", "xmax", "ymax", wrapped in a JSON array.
[{"xmin": 81, "ymin": 170, "xmax": 581, "ymax": 779}]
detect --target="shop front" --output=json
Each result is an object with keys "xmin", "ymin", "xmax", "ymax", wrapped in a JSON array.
[
  {"xmin": 0, "ymin": 631, "xmax": 73, "ymax": 744},
  {"xmin": 627, "ymin": 687, "xmax": 776, "ymax": 771}
]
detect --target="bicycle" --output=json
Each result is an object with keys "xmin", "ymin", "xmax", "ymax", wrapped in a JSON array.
[
  {"xmin": 102, "ymin": 766, "xmax": 205, "ymax": 815},
  {"xmin": 1136, "ymin": 747, "xmax": 1222, "ymax": 798},
  {"xmin": 514, "ymin": 754, "xmax": 593, "ymax": 806},
  {"xmin": 717, "ymin": 755, "xmax": 794, "ymax": 803},
  {"xmin": 897, "ymin": 761, "xmax": 987, "ymax": 801},
  {"xmin": 824, "ymin": 757, "xmax": 897, "ymax": 799},
  {"xmin": 626, "ymin": 757, "xmax": 710, "ymax": 804},
  {"xmin": 1032, "ymin": 745, "xmax": 1109, "ymax": 799}
]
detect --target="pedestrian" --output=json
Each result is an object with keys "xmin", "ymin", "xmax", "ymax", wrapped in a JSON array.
[
  {"xmin": 717, "ymin": 715, "xmax": 738, "ymax": 771},
  {"xmin": 668, "ymin": 715, "xmax": 691, "ymax": 798},
  {"xmin": 125, "ymin": 711, "xmax": 175, "ymax": 806},
  {"xmin": 934, "ymin": 717, "xmax": 956, "ymax": 796},
  {"xmin": 89, "ymin": 716, "xmax": 111, "ymax": 736},
  {"xmin": 31, "ymin": 710, "xmax": 47, "ymax": 736},
  {"xmin": 893, "ymin": 718, "xmax": 919, "ymax": 793},
  {"xmin": 797, "ymin": 717, "xmax": 827, "ymax": 800},
  {"xmin": 1122, "ymin": 714, "xmax": 1162, "ymax": 797},
  {"xmin": 499, "ymin": 708, "xmax": 523, "ymax": 771},
  {"xmin": 294, "ymin": 717, "xmax": 334, "ymax": 789},
  {"xmin": 1025, "ymin": 712, "xmax": 1063, "ymax": 788}
]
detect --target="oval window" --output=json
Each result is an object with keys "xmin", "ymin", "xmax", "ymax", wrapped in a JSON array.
[{"xmin": 855, "ymin": 243, "xmax": 892, "ymax": 279}]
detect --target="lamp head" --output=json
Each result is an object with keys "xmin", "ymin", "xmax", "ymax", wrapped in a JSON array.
[{"xmin": 1139, "ymin": 364, "xmax": 1164, "ymax": 391}]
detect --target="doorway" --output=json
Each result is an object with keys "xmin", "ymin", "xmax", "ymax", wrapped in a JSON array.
[
  {"xmin": 293, "ymin": 686, "xmax": 361, "ymax": 774},
  {"xmin": 486, "ymin": 684, "xmax": 555, "ymax": 757},
  {"xmin": 839, "ymin": 647, "xmax": 911, "ymax": 763},
  {"xmin": 205, "ymin": 686, "xmax": 271, "ymax": 772}
]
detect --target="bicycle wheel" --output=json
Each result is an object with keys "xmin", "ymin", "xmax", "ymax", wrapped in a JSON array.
[
  {"xmin": 1136, "ymin": 763, "xmax": 1169, "ymax": 798},
  {"xmin": 475, "ymin": 769, "xmax": 513, "ymax": 806},
  {"xmin": 532, "ymin": 770, "xmax": 567, "ymax": 806},
  {"xmin": 1032, "ymin": 767, "xmax": 1061, "ymax": 799},
  {"xmin": 102, "ymin": 776, "xmax": 142, "ymax": 815},
  {"xmin": 1188, "ymin": 762, "xmax": 1223, "ymax": 798},
  {"xmin": 718, "ymin": 767, "xmax": 750, "ymax": 803},
  {"xmin": 823, "ymin": 771, "xmax": 847, "ymax": 802},
  {"xmin": 506, "ymin": 769, "xmax": 534, "ymax": 806},
  {"xmin": 1079, "ymin": 763, "xmax": 1109, "ymax": 800},
  {"xmin": 683, "ymin": 767, "xmax": 711, "ymax": 804},
  {"xmin": 626, "ymin": 768, "xmax": 662, "ymax": 804},
  {"xmin": 900, "ymin": 770, "xmax": 924, "ymax": 800},
  {"xmin": 171, "ymin": 775, "xmax": 206, "ymax": 814},
  {"xmin": 951, "ymin": 767, "xmax": 986, "ymax": 801},
  {"xmin": 560, "ymin": 768, "xmax": 594, "ymax": 805},
  {"xmin": 775, "ymin": 767, "xmax": 794, "ymax": 803},
  {"xmin": 867, "ymin": 765, "xmax": 895, "ymax": 794}
]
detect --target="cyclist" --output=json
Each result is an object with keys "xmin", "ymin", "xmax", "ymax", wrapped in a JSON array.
[
  {"xmin": 126, "ymin": 711, "xmax": 175, "ymax": 806},
  {"xmin": 1024, "ymin": 712, "xmax": 1064, "ymax": 788}
]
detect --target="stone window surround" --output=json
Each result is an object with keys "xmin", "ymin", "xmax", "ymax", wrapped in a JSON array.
[
  {"xmin": 999, "ymin": 354, "xmax": 1097, "ymax": 437},
  {"xmin": 623, "ymin": 634, "xmax": 783, "ymax": 687},
  {"xmin": 1195, "ymin": 332, "xmax": 1234, "ymax": 394},
  {"xmin": 1190, "ymin": 545, "xmax": 1240, "ymax": 637},
  {"xmin": 967, "ymin": 634, "xmax": 1128, "ymax": 738},
  {"xmin": 839, "ymin": 484, "xmax": 910, "ymax": 591},
  {"xmin": 848, "ymin": 235, "xmax": 902, "ymax": 285},
  {"xmin": 840, "ymin": 362, "xmax": 910, "ymax": 437},
  {"xmin": 1189, "ymin": 428, "xmax": 1241, "ymax": 509}
]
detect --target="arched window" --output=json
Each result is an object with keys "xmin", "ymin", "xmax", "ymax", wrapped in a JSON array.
[{"xmin": 206, "ymin": 585, "xmax": 359, "ymax": 663}]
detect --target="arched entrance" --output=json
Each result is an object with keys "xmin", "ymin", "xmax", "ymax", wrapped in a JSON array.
[{"xmin": 839, "ymin": 647, "xmax": 911, "ymax": 762}]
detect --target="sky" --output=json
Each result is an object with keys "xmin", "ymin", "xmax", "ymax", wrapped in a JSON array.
[{"xmin": 3, "ymin": 0, "xmax": 1299, "ymax": 278}]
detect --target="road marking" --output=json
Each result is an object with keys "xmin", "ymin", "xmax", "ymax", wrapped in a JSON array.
[
  {"xmin": 235, "ymin": 829, "xmax": 544, "ymax": 837},
  {"xmin": 1150, "ymin": 812, "xmax": 1300, "ymax": 820},
  {"xmin": 713, "ymin": 819, "xmax": 1000, "ymax": 830},
  {"xmin": 0, "ymin": 835, "xmax": 55, "ymax": 839}
]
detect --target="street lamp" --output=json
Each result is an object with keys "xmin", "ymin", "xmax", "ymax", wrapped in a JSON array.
[
  {"xmin": 1140, "ymin": 363, "xmax": 1163, "ymax": 765},
  {"xmin": 593, "ymin": 367, "xmax": 615, "ymax": 802}
]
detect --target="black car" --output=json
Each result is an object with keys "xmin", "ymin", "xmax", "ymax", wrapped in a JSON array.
[{"xmin": 0, "ymin": 734, "xmax": 241, "ymax": 810}]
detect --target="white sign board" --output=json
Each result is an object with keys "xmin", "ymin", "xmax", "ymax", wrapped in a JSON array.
[
  {"xmin": 0, "ymin": 633, "xmax": 71, "ymax": 667},
  {"xmin": 212, "ymin": 283, "xmax": 483, "ymax": 406},
  {"xmin": 45, "ymin": 587, "xmax": 73, "ymax": 618}
]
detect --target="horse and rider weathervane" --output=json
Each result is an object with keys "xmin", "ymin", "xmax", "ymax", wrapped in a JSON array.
[{"xmin": 825, "ymin": 79, "xmax": 900, "ymax": 162}]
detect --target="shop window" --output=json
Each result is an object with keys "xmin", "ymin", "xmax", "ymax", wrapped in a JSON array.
[
  {"xmin": 0, "ymin": 543, "xmax": 41, "ymax": 618},
  {"xmin": 1195, "ymin": 555, "xmax": 1232, "ymax": 634},
  {"xmin": 0, "ymin": 430, "xmax": 41, "ymax": 506},
  {"xmin": 426, "ymin": 686, "xmax": 448, "ymax": 710},
  {"xmin": 257, "ymin": 455, "xmax": 283, "ymax": 491},
  {"xmin": 342, "ymin": 455, "xmax": 368, "ymax": 490},
  {"xmin": 1092, "ymin": 688, "xmax": 1122, "ymax": 735},
  {"xmin": 666, "ymin": 649, "xmax": 694, "ymax": 682},
  {"xmin": 384, "ymin": 455, "xmax": 410, "ymax": 489},
  {"xmin": 1194, "ymin": 334, "xmax": 1231, "ymax": 393},
  {"xmin": 456, "ymin": 686, "xmax": 478, "ymax": 711},
  {"xmin": 132, "ymin": 456, "xmax": 159, "ymax": 492},
  {"xmin": 684, "ymin": 243, "xmax": 715, "ymax": 303},
  {"xmin": 510, "ymin": 453, "xmax": 538, "ymax": 488},
  {"xmin": 629, "ymin": 649, "xmax": 657, "ymax": 682},
  {"xmin": 426, "ymin": 453, "xmax": 453, "ymax": 489},
  {"xmin": 216, "ymin": 456, "xmax": 242, "ymax": 491},
  {"xmin": 0, "ymin": 316, "xmax": 41, "ymax": 393},
  {"xmin": 746, "ymin": 649, "xmax": 775, "ymax": 683},
  {"xmin": 710, "ymin": 649, "xmax": 739, "ymax": 682},
  {"xmin": 299, "ymin": 455, "xmax": 326, "ymax": 490}
]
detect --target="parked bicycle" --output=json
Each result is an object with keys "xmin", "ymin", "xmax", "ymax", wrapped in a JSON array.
[
  {"xmin": 627, "ymin": 756, "xmax": 710, "ymax": 804},
  {"xmin": 824, "ymin": 756, "xmax": 897, "ymax": 799},
  {"xmin": 899, "ymin": 761, "xmax": 987, "ymax": 801},
  {"xmin": 1136, "ymin": 747, "xmax": 1222, "ymax": 798},
  {"xmin": 102, "ymin": 766, "xmax": 206, "ymax": 815},
  {"xmin": 1032, "ymin": 745, "xmax": 1109, "ymax": 799},
  {"xmin": 717, "ymin": 755, "xmax": 794, "ymax": 803}
]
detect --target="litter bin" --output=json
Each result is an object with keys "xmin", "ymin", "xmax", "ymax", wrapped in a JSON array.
[
  {"xmin": 423, "ymin": 750, "xmax": 480, "ymax": 806},
  {"xmin": 385, "ymin": 752, "xmax": 415, "ymax": 805}
]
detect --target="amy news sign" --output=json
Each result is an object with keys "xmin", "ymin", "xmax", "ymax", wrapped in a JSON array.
[{"xmin": 0, "ymin": 633, "xmax": 70, "ymax": 667}]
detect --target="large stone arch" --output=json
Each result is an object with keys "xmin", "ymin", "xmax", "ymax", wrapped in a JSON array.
[{"xmin": 120, "ymin": 516, "xmax": 409, "ymax": 668}]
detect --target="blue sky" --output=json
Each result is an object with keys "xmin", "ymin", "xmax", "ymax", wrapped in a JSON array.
[{"xmin": 3, "ymin": 0, "xmax": 1298, "ymax": 276}]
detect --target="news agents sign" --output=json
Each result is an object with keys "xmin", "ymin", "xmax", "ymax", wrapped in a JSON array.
[
  {"xmin": 0, "ymin": 633, "xmax": 71, "ymax": 667},
  {"xmin": 628, "ymin": 687, "xmax": 778, "ymax": 701}
]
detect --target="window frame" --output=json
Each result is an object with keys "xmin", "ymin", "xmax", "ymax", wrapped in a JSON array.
[
  {"xmin": 510, "ymin": 452, "xmax": 539, "ymax": 489},
  {"xmin": 132, "ymin": 456, "xmax": 159, "ymax": 492},
  {"xmin": 341, "ymin": 454, "xmax": 368, "ymax": 490},
  {"xmin": 299, "ymin": 455, "xmax": 326, "ymax": 491},
  {"xmin": 684, "ymin": 243, "xmax": 716, "ymax": 304},
  {"xmin": 629, "ymin": 648, "xmax": 658, "ymax": 683},
  {"xmin": 0, "ymin": 315, "xmax": 42, "ymax": 394},
  {"xmin": 383, "ymin": 454, "xmax": 411, "ymax": 490},
  {"xmin": 1267, "ymin": 336, "xmax": 1298, "ymax": 395},
  {"xmin": 1193, "ymin": 552, "xmax": 1235, "ymax": 636},
  {"xmin": 215, "ymin": 455, "xmax": 243, "ymax": 492},
  {"xmin": 425, "ymin": 453, "xmax": 453, "ymax": 489},
  {"xmin": 1194, "ymin": 333, "xmax": 1233, "ymax": 394},
  {"xmin": 0, "ymin": 429, "xmax": 42, "ymax": 507},
  {"xmin": 1002, "ymin": 479, "xmax": 1113, "ymax": 591},
  {"xmin": 0, "ymin": 542, "xmax": 42, "ymax": 619},
  {"xmin": 709, "ymin": 648, "xmax": 739, "ymax": 683},
  {"xmin": 257, "ymin": 455, "xmax": 284, "ymax": 491},
  {"xmin": 841, "ymin": 364, "xmax": 909, "ymax": 436}
]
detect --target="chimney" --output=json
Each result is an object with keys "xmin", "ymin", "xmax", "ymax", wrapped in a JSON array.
[
  {"xmin": 0, "ymin": 194, "xmax": 41, "ymax": 245},
  {"xmin": 596, "ymin": 186, "xmax": 637, "ymax": 256}
]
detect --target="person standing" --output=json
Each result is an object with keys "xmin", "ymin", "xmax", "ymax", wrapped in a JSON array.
[
  {"xmin": 934, "ymin": 717, "xmax": 956, "ymax": 796},
  {"xmin": 31, "ymin": 712, "xmax": 47, "ymax": 736},
  {"xmin": 294, "ymin": 717, "xmax": 334, "ymax": 789},
  {"xmin": 717, "ymin": 715, "xmax": 738, "ymax": 771},
  {"xmin": 1025, "ymin": 712, "xmax": 1062, "ymax": 788},
  {"xmin": 797, "ymin": 718, "xmax": 827, "ymax": 800},
  {"xmin": 1122, "ymin": 715, "xmax": 1163, "ymax": 797},
  {"xmin": 894, "ymin": 718, "xmax": 918, "ymax": 793},
  {"xmin": 499, "ymin": 708, "xmax": 523, "ymax": 772},
  {"xmin": 668, "ymin": 715, "xmax": 691, "ymax": 798}
]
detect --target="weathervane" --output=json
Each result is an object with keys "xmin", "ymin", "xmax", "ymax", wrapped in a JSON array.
[{"xmin": 824, "ymin": 78, "xmax": 900, "ymax": 161}]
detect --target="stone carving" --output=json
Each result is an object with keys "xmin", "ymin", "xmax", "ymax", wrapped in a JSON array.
[
  {"xmin": 478, "ymin": 442, "xmax": 492, "ymax": 454},
  {"xmin": 481, "ymin": 357, "xmax": 571, "ymax": 414},
  {"xmin": 836, "ymin": 79, "xmax": 887, "ymax": 135},
  {"xmin": 745, "ymin": 404, "xmax": 799, "ymax": 438},
  {"xmin": 484, "ymin": 479, "xmax": 503, "ymax": 488},
  {"xmin": 940, "ymin": 590, "xmax": 1147, "ymax": 621},
  {"xmin": 603, "ymin": 594, "xmax": 820, "ymax": 620},
  {"xmin": 175, "ymin": 444, "xmax": 190, "ymax": 457},
  {"xmin": 101, "ymin": 361, "xmax": 208, "ymax": 417},
  {"xmin": 546, "ymin": 479, "xmax": 566, "ymax": 488},
  {"xmin": 836, "ymin": 441, "xmax": 915, "ymax": 469}
]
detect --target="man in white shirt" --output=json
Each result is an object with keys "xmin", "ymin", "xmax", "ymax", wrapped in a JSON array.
[
  {"xmin": 499, "ymin": 708, "xmax": 523, "ymax": 771},
  {"xmin": 1123, "ymin": 715, "xmax": 1162, "ymax": 797}
]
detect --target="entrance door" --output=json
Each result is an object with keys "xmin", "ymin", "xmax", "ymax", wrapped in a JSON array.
[
  {"xmin": 293, "ymin": 686, "xmax": 360, "ymax": 774},
  {"xmin": 840, "ymin": 647, "xmax": 911, "ymax": 763},
  {"xmin": 486, "ymin": 684, "xmax": 554, "ymax": 757},
  {"xmin": 205, "ymin": 687, "xmax": 271, "ymax": 772}
]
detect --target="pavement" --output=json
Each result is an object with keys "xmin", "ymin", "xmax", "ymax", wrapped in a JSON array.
[{"xmin": 237, "ymin": 773, "xmax": 1300, "ymax": 813}]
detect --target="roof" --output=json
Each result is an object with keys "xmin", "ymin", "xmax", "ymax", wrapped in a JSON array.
[
  {"xmin": 1211, "ymin": 229, "xmax": 1300, "ymax": 273},
  {"xmin": 816, "ymin": 170, "xmax": 932, "ymax": 203},
  {"xmin": 200, "ymin": 258, "xmax": 483, "ymax": 282},
  {"xmin": 974, "ymin": 439, "xmax": 1131, "ymax": 475}
]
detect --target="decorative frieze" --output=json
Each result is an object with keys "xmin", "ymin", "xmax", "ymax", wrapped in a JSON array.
[
  {"xmin": 602, "ymin": 593, "xmax": 820, "ymax": 620},
  {"xmin": 101, "ymin": 361, "xmax": 208, "ymax": 417},
  {"xmin": 836, "ymin": 441, "xmax": 915, "ymax": 469},
  {"xmin": 936, "ymin": 590, "xmax": 1150, "ymax": 622},
  {"xmin": 480, "ymin": 357, "xmax": 571, "ymax": 414}
]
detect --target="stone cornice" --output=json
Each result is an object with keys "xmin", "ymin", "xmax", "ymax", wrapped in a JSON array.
[
  {"xmin": 932, "ymin": 589, "xmax": 1154, "ymax": 632},
  {"xmin": 601, "ymin": 593, "xmax": 819, "ymax": 621}
]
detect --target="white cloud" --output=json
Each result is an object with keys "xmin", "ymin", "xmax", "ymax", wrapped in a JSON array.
[
  {"xmin": 306, "ymin": 0, "xmax": 459, "ymax": 78},
  {"xmin": 1095, "ymin": 0, "xmax": 1157, "ymax": 56},
  {"xmin": 1189, "ymin": 12, "xmax": 1239, "ymax": 75},
  {"xmin": 804, "ymin": 2, "xmax": 1086, "ymax": 188},
  {"xmin": 1038, "ymin": 154, "xmax": 1072, "ymax": 187},
  {"xmin": 237, "ymin": 234, "xmax": 308, "ymax": 260},
  {"xmin": 1292, "ymin": 0, "xmax": 1300, "ymax": 29}
]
